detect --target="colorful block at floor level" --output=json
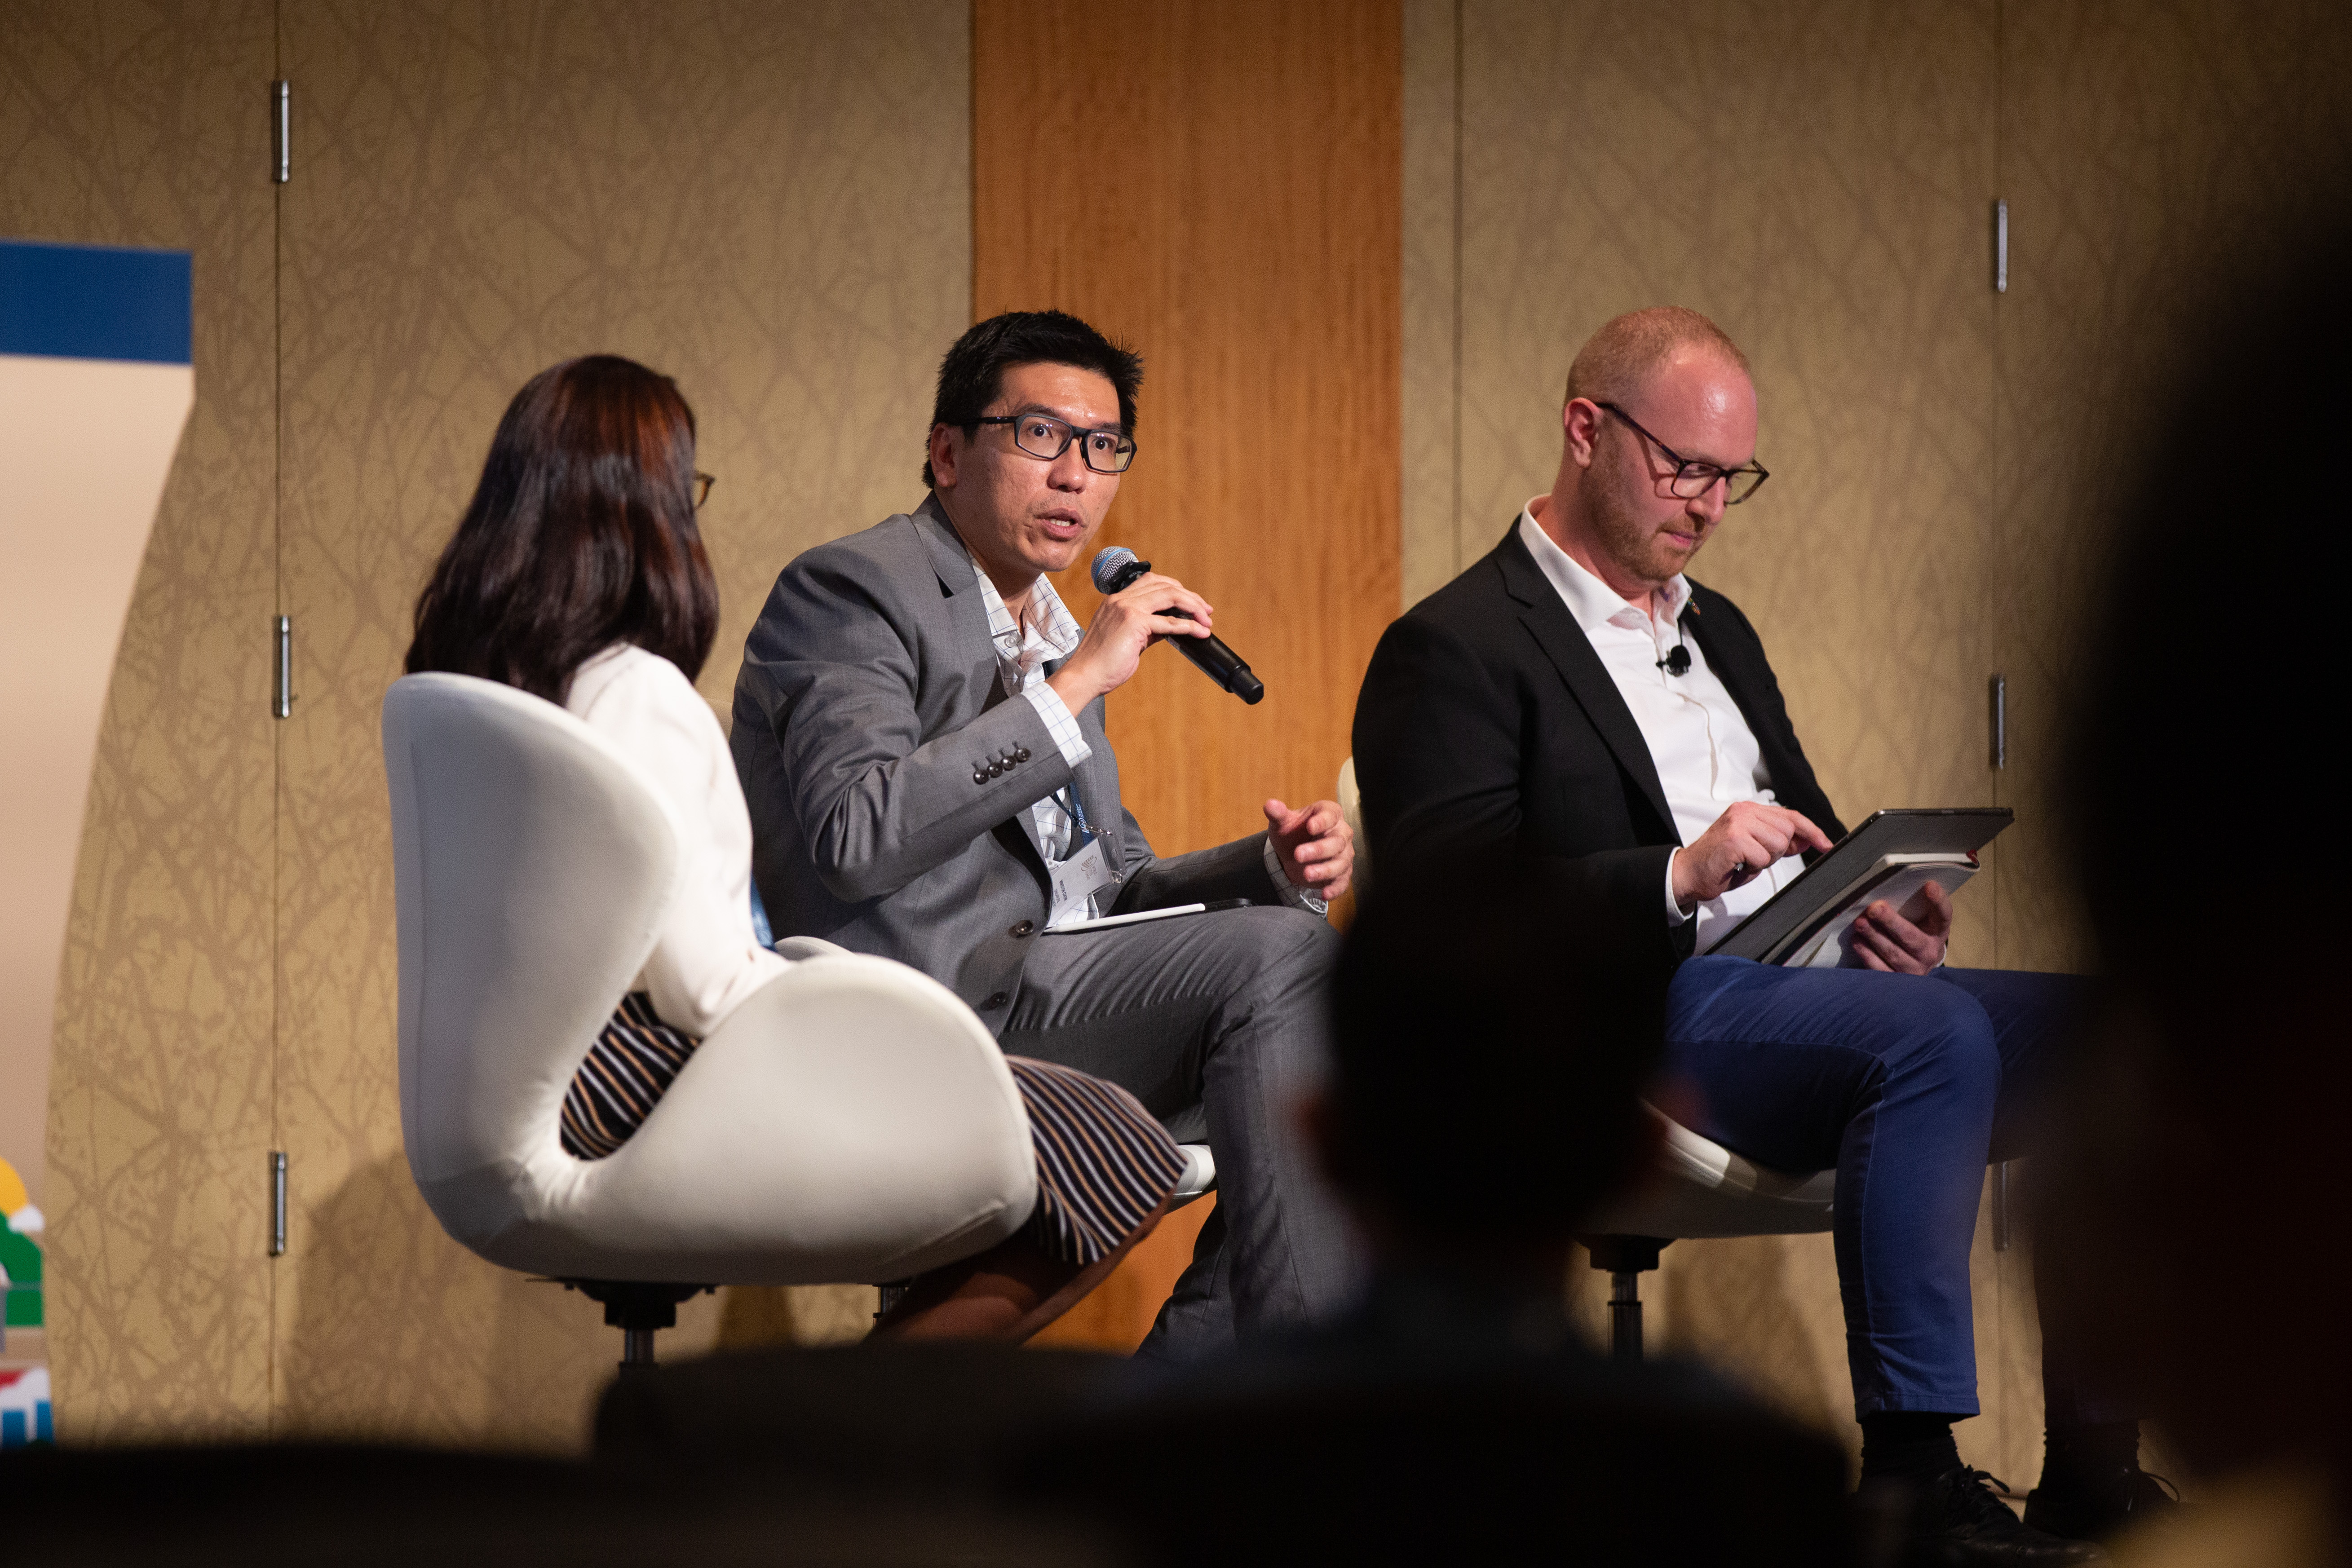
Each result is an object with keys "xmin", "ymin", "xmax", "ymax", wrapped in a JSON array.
[
  {"xmin": 0, "ymin": 1228, "xmax": 40, "ymax": 1328},
  {"xmin": 0, "ymin": 1367, "xmax": 52, "ymax": 1446}
]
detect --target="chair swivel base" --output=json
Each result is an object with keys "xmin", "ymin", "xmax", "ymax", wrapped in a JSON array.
[
  {"xmin": 1580, "ymin": 1235, "xmax": 1670, "ymax": 1364},
  {"xmin": 558, "ymin": 1279, "xmax": 714, "ymax": 1370}
]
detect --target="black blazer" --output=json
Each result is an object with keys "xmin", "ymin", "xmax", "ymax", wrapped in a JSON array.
[{"xmin": 1351, "ymin": 521, "xmax": 1846, "ymax": 967}]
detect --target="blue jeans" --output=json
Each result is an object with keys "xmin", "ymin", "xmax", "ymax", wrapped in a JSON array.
[{"xmin": 1667, "ymin": 957, "xmax": 2123, "ymax": 1422}]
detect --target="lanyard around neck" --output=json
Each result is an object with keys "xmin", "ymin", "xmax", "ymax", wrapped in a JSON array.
[{"xmin": 1056, "ymin": 783, "xmax": 1093, "ymax": 847}]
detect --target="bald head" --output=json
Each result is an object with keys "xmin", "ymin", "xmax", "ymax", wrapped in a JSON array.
[
  {"xmin": 1565, "ymin": 306, "xmax": 1751, "ymax": 408},
  {"xmin": 1533, "ymin": 306, "xmax": 1759, "ymax": 606}
]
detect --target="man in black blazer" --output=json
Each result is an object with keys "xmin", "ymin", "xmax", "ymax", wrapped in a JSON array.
[{"xmin": 1353, "ymin": 309, "xmax": 2159, "ymax": 1564}]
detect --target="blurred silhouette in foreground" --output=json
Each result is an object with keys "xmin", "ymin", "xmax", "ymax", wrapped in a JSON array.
[
  {"xmin": 0, "ymin": 1440, "xmax": 1124, "ymax": 1566},
  {"xmin": 1019, "ymin": 852, "xmax": 1855, "ymax": 1565},
  {"xmin": 2037, "ymin": 230, "xmax": 2352, "ymax": 1568}
]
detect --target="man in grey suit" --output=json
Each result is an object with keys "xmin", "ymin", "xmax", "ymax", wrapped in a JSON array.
[{"xmin": 732, "ymin": 310, "xmax": 1357, "ymax": 1354}]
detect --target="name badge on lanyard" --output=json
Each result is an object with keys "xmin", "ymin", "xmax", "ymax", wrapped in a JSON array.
[{"xmin": 1047, "ymin": 786, "xmax": 1119, "ymax": 928}]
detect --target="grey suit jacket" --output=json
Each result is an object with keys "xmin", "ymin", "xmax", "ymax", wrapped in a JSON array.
[{"xmin": 732, "ymin": 496, "xmax": 1281, "ymax": 1031}]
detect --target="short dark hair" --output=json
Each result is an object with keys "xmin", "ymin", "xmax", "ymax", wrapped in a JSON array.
[
  {"xmin": 1326, "ymin": 851, "xmax": 1671, "ymax": 1241},
  {"xmin": 406, "ymin": 354, "xmax": 718, "ymax": 705},
  {"xmin": 923, "ymin": 309, "xmax": 1143, "ymax": 488}
]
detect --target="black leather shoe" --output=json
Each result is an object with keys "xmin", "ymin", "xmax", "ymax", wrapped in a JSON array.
[
  {"xmin": 2024, "ymin": 1466, "xmax": 2180, "ymax": 1542},
  {"xmin": 1904, "ymin": 1466, "xmax": 2108, "ymax": 1565}
]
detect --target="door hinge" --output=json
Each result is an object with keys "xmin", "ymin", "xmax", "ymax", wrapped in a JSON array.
[
  {"xmin": 1994, "ymin": 197, "xmax": 2013, "ymax": 296},
  {"xmin": 1990, "ymin": 673, "xmax": 2007, "ymax": 769},
  {"xmin": 270, "ymin": 1151, "xmax": 288, "ymax": 1256},
  {"xmin": 272, "ymin": 80, "xmax": 291, "ymax": 184},
  {"xmin": 274, "ymin": 614, "xmax": 293, "ymax": 719}
]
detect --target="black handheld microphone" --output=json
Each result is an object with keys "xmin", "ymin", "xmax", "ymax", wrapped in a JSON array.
[{"xmin": 1091, "ymin": 546, "xmax": 1266, "ymax": 705}]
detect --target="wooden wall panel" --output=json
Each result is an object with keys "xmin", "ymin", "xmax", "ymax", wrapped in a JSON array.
[
  {"xmin": 973, "ymin": 0, "xmax": 1402, "ymax": 860},
  {"xmin": 973, "ymin": 0, "xmax": 1400, "ymax": 1351},
  {"xmin": 1027, "ymin": 1197, "xmax": 1216, "ymax": 1353},
  {"xmin": 272, "ymin": 0, "xmax": 969, "ymax": 1447},
  {"xmin": 5, "ymin": 0, "xmax": 281, "ymax": 1440}
]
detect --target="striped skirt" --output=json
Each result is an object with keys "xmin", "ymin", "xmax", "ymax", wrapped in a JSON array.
[
  {"xmin": 1001, "ymin": 1056, "xmax": 1185, "ymax": 1266},
  {"xmin": 561, "ymin": 994, "xmax": 1184, "ymax": 1267}
]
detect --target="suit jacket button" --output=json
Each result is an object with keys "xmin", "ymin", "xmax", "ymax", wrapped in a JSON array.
[
  {"xmin": 987, "ymin": 760, "xmax": 1004, "ymax": 777},
  {"xmin": 1010, "ymin": 920, "xmax": 1034, "ymax": 938},
  {"xmin": 982, "ymin": 991, "xmax": 1009, "ymax": 1010},
  {"xmin": 973, "ymin": 768, "xmax": 986, "ymax": 785},
  {"xmin": 1016, "ymin": 747, "xmax": 1032, "ymax": 763}
]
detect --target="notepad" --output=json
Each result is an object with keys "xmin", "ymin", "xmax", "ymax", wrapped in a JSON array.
[{"xmin": 1707, "ymin": 808, "xmax": 2013, "ymax": 966}]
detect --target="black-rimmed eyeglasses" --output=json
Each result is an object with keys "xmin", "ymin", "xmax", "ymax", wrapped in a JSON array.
[
  {"xmin": 973, "ymin": 411, "xmax": 1138, "ymax": 474},
  {"xmin": 1597, "ymin": 402, "xmax": 1769, "ymax": 504}
]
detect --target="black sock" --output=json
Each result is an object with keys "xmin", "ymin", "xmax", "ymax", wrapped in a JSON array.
[
  {"xmin": 2042, "ymin": 1420, "xmax": 2140, "ymax": 1487},
  {"xmin": 1860, "ymin": 1411, "xmax": 1964, "ymax": 1483}
]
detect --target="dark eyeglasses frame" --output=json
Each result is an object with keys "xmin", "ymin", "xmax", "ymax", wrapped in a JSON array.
[
  {"xmin": 971, "ymin": 411, "xmax": 1138, "ymax": 474},
  {"xmin": 1596, "ymin": 402, "xmax": 1769, "ymax": 505},
  {"xmin": 692, "ymin": 471, "xmax": 715, "ymax": 509}
]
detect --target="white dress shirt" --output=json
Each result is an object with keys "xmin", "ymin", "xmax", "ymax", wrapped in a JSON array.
[
  {"xmin": 566, "ymin": 643, "xmax": 792, "ymax": 1033},
  {"xmin": 965, "ymin": 549, "xmax": 1325, "ymax": 918},
  {"xmin": 966, "ymin": 550, "xmax": 1097, "ymax": 865},
  {"xmin": 1516, "ymin": 505, "xmax": 1800, "ymax": 953}
]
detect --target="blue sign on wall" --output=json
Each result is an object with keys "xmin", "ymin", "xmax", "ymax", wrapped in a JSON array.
[{"xmin": 0, "ymin": 238, "xmax": 193, "ymax": 365}]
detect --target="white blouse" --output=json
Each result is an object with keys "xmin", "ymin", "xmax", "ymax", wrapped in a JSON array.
[{"xmin": 564, "ymin": 643, "xmax": 790, "ymax": 1035}]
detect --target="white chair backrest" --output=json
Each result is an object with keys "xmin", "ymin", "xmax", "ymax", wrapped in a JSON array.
[
  {"xmin": 384, "ymin": 671, "xmax": 1040, "ymax": 1285},
  {"xmin": 383, "ymin": 673, "xmax": 679, "ymax": 1195}
]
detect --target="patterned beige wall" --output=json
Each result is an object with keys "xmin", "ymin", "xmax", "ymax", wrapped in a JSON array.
[
  {"xmin": 1992, "ymin": 0, "xmax": 2352, "ymax": 976},
  {"xmin": 6, "ymin": 0, "xmax": 282, "ymax": 1440},
  {"xmin": 1977, "ymin": 0, "xmax": 2349, "ymax": 1478},
  {"xmin": 270, "ymin": 0, "xmax": 969, "ymax": 1447}
]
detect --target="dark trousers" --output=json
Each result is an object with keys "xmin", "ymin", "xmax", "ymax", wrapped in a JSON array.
[
  {"xmin": 1667, "ymin": 957, "xmax": 2128, "ymax": 1424},
  {"xmin": 999, "ymin": 904, "xmax": 1358, "ymax": 1359}
]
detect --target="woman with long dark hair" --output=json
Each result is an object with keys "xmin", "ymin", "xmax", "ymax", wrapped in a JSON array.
[{"xmin": 407, "ymin": 355, "xmax": 1177, "ymax": 1339}]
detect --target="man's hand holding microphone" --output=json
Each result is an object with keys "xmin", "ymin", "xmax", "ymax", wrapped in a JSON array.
[{"xmin": 1043, "ymin": 564, "xmax": 1216, "ymax": 713}]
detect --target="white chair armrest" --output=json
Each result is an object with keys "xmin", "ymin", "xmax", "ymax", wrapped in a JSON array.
[
  {"xmin": 1170, "ymin": 1144, "xmax": 1216, "ymax": 1207},
  {"xmin": 429, "ymin": 954, "xmax": 1038, "ymax": 1285},
  {"xmin": 1585, "ymin": 1103, "xmax": 1836, "ymax": 1240}
]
